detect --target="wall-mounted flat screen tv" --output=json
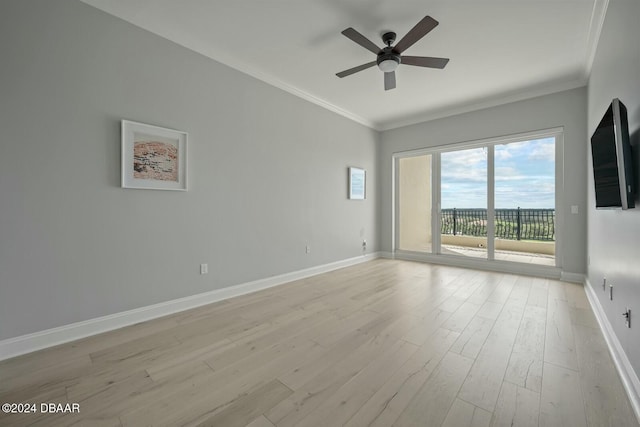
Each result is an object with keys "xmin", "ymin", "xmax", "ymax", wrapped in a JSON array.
[{"xmin": 590, "ymin": 98, "xmax": 635, "ymax": 209}]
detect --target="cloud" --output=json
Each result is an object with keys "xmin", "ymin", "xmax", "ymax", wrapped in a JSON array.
[
  {"xmin": 495, "ymin": 149, "xmax": 512, "ymax": 161},
  {"xmin": 528, "ymin": 141, "xmax": 555, "ymax": 162},
  {"xmin": 441, "ymin": 148, "xmax": 487, "ymax": 183},
  {"xmin": 495, "ymin": 166, "xmax": 521, "ymax": 179},
  {"xmin": 439, "ymin": 138, "xmax": 556, "ymax": 208}
]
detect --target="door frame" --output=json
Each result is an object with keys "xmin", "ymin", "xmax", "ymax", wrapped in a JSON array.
[{"xmin": 391, "ymin": 127, "xmax": 564, "ymax": 277}]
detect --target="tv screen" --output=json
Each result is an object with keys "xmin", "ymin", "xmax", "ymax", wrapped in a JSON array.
[{"xmin": 590, "ymin": 98, "xmax": 634, "ymax": 209}]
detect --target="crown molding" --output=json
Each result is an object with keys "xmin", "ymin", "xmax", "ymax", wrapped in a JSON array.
[
  {"xmin": 377, "ymin": 77, "xmax": 588, "ymax": 132},
  {"xmin": 584, "ymin": 0, "xmax": 610, "ymax": 80}
]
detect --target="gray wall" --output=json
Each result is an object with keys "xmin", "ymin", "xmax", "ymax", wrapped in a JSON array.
[
  {"xmin": 379, "ymin": 87, "xmax": 588, "ymax": 276},
  {"xmin": 587, "ymin": 0, "xmax": 640, "ymax": 377},
  {"xmin": 0, "ymin": 0, "xmax": 378, "ymax": 340}
]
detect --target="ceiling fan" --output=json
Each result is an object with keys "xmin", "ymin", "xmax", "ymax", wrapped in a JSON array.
[{"xmin": 336, "ymin": 15, "xmax": 449, "ymax": 91}]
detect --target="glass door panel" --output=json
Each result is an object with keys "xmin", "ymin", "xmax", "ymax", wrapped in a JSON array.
[
  {"xmin": 494, "ymin": 138, "xmax": 556, "ymax": 265},
  {"xmin": 440, "ymin": 148, "xmax": 487, "ymax": 259}
]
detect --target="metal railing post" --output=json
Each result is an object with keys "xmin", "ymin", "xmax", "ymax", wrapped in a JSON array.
[
  {"xmin": 516, "ymin": 207, "xmax": 521, "ymax": 241},
  {"xmin": 453, "ymin": 208, "xmax": 457, "ymax": 236}
]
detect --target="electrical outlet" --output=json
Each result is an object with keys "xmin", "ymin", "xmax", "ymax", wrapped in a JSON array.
[
  {"xmin": 623, "ymin": 308, "xmax": 631, "ymax": 328},
  {"xmin": 362, "ymin": 239, "xmax": 367, "ymax": 253},
  {"xmin": 200, "ymin": 263, "xmax": 208, "ymax": 275},
  {"xmin": 306, "ymin": 245, "xmax": 311, "ymax": 254}
]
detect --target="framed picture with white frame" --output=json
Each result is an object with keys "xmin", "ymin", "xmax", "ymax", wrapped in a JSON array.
[
  {"xmin": 348, "ymin": 167, "xmax": 366, "ymax": 200},
  {"xmin": 121, "ymin": 120, "xmax": 188, "ymax": 191}
]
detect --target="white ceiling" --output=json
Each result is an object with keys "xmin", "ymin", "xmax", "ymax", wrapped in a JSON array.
[{"xmin": 81, "ymin": 0, "xmax": 606, "ymax": 131}]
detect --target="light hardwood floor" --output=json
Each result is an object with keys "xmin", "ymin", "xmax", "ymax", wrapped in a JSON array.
[{"xmin": 0, "ymin": 259, "xmax": 637, "ymax": 426}]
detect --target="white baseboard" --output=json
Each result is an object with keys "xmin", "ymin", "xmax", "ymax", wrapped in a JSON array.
[
  {"xmin": 0, "ymin": 252, "xmax": 381, "ymax": 361},
  {"xmin": 560, "ymin": 271, "xmax": 586, "ymax": 283},
  {"xmin": 584, "ymin": 277, "xmax": 640, "ymax": 423}
]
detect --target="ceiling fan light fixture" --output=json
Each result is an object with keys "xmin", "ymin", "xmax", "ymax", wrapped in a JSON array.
[
  {"xmin": 336, "ymin": 16, "xmax": 448, "ymax": 90},
  {"xmin": 378, "ymin": 58, "xmax": 399, "ymax": 73}
]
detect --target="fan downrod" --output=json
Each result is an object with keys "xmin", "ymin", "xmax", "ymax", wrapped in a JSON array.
[{"xmin": 382, "ymin": 32, "xmax": 396, "ymax": 47}]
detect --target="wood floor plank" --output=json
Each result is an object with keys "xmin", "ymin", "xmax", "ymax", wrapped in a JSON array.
[
  {"xmin": 441, "ymin": 398, "xmax": 492, "ymax": 427},
  {"xmin": 267, "ymin": 358, "xmax": 364, "ymax": 427},
  {"xmin": 0, "ymin": 259, "xmax": 636, "ymax": 427},
  {"xmin": 86, "ymin": 361, "xmax": 217, "ymax": 424},
  {"xmin": 393, "ymin": 351, "xmax": 474, "ymax": 427},
  {"xmin": 268, "ymin": 326, "xmax": 410, "ymax": 426},
  {"xmin": 490, "ymin": 381, "xmax": 539, "ymax": 427},
  {"xmin": 504, "ymin": 305, "xmax": 546, "ymax": 392},
  {"xmin": 569, "ymin": 306, "xmax": 599, "ymax": 329},
  {"xmin": 476, "ymin": 300, "xmax": 503, "ymax": 320},
  {"xmin": 487, "ymin": 274, "xmax": 518, "ymax": 305},
  {"xmin": 539, "ymin": 362, "xmax": 587, "ymax": 427},
  {"xmin": 121, "ymin": 336, "xmax": 318, "ymax": 426},
  {"xmin": 402, "ymin": 308, "xmax": 453, "ymax": 346},
  {"xmin": 343, "ymin": 328, "xmax": 459, "ymax": 427},
  {"xmin": 544, "ymin": 298, "xmax": 578, "ymax": 370},
  {"xmin": 68, "ymin": 369, "xmax": 153, "ymax": 406},
  {"xmin": 527, "ymin": 277, "xmax": 549, "ymax": 308},
  {"xmin": 0, "ymin": 353, "xmax": 93, "ymax": 407},
  {"xmin": 449, "ymin": 315, "xmax": 495, "ymax": 359},
  {"xmin": 458, "ymin": 304, "xmax": 524, "ymax": 412},
  {"xmin": 292, "ymin": 339, "xmax": 419, "ymax": 427},
  {"xmin": 275, "ymin": 327, "xmax": 385, "ymax": 391},
  {"xmin": 88, "ymin": 331, "xmax": 180, "ymax": 366},
  {"xmin": 441, "ymin": 301, "xmax": 482, "ymax": 333},
  {"xmin": 451, "ymin": 274, "xmax": 488, "ymax": 300},
  {"xmin": 66, "ymin": 370, "xmax": 153, "ymax": 422},
  {"xmin": 192, "ymin": 379, "xmax": 292, "ymax": 427},
  {"xmin": 505, "ymin": 276, "xmax": 533, "ymax": 309},
  {"xmin": 438, "ymin": 295, "xmax": 468, "ymax": 314},
  {"xmin": 563, "ymin": 282, "xmax": 590, "ymax": 309},
  {"xmin": 198, "ymin": 309, "xmax": 338, "ymax": 372},
  {"xmin": 143, "ymin": 337, "xmax": 234, "ymax": 382},
  {"xmin": 547, "ymin": 279, "xmax": 566, "ymax": 302},
  {"xmin": 467, "ymin": 274, "xmax": 502, "ymax": 306},
  {"xmin": 246, "ymin": 415, "xmax": 276, "ymax": 427}
]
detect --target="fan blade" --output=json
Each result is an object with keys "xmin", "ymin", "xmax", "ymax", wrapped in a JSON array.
[
  {"xmin": 401, "ymin": 56, "xmax": 449, "ymax": 69},
  {"xmin": 384, "ymin": 71, "xmax": 396, "ymax": 91},
  {"xmin": 336, "ymin": 61, "xmax": 377, "ymax": 78},
  {"xmin": 394, "ymin": 16, "xmax": 439, "ymax": 54},
  {"xmin": 341, "ymin": 28, "xmax": 381, "ymax": 54}
]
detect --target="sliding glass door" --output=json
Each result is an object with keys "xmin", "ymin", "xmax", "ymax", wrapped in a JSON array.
[
  {"xmin": 492, "ymin": 138, "xmax": 555, "ymax": 265},
  {"xmin": 440, "ymin": 147, "xmax": 488, "ymax": 259},
  {"xmin": 395, "ymin": 130, "xmax": 559, "ymax": 268}
]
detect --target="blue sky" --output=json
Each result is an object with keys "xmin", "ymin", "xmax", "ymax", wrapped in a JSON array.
[{"xmin": 441, "ymin": 138, "xmax": 555, "ymax": 209}]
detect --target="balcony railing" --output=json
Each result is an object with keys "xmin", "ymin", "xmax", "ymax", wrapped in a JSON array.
[{"xmin": 441, "ymin": 208, "xmax": 555, "ymax": 241}]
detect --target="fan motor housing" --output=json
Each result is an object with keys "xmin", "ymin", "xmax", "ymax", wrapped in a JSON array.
[{"xmin": 377, "ymin": 47, "xmax": 401, "ymax": 68}]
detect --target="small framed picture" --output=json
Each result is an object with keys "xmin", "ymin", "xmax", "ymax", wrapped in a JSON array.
[
  {"xmin": 121, "ymin": 120, "xmax": 187, "ymax": 190},
  {"xmin": 349, "ymin": 167, "xmax": 366, "ymax": 200}
]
